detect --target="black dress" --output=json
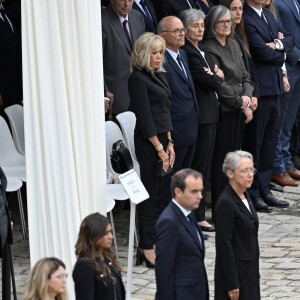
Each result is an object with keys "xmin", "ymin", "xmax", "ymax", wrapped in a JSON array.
[{"xmin": 73, "ymin": 257, "xmax": 125, "ymax": 300}]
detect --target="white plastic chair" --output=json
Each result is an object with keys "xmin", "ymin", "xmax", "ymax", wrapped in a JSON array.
[
  {"xmin": 4, "ymin": 104, "xmax": 25, "ymax": 155},
  {"xmin": 6, "ymin": 177, "xmax": 27, "ymax": 239},
  {"xmin": 116, "ymin": 112, "xmax": 140, "ymax": 176},
  {"xmin": 0, "ymin": 116, "xmax": 26, "ymax": 182},
  {"xmin": 107, "ymin": 196, "xmax": 119, "ymax": 258}
]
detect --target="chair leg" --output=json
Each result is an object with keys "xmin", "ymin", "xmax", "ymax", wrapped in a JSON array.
[
  {"xmin": 134, "ymin": 226, "xmax": 139, "ymax": 248},
  {"xmin": 109, "ymin": 211, "xmax": 119, "ymax": 259},
  {"xmin": 17, "ymin": 189, "xmax": 27, "ymax": 239}
]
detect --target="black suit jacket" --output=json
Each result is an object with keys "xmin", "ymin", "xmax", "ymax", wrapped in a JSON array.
[
  {"xmin": 214, "ymin": 185, "xmax": 260, "ymax": 300},
  {"xmin": 0, "ymin": 167, "xmax": 12, "ymax": 258},
  {"xmin": 182, "ymin": 39, "xmax": 221, "ymax": 124},
  {"xmin": 128, "ymin": 68, "xmax": 172, "ymax": 139},
  {"xmin": 0, "ymin": 8, "xmax": 22, "ymax": 108},
  {"xmin": 163, "ymin": 49, "xmax": 199, "ymax": 148},
  {"xmin": 159, "ymin": 0, "xmax": 198, "ymax": 18},
  {"xmin": 102, "ymin": 5, "xmax": 145, "ymax": 114},
  {"xmin": 155, "ymin": 201, "xmax": 209, "ymax": 300},
  {"xmin": 243, "ymin": 4, "xmax": 295, "ymax": 96},
  {"xmin": 132, "ymin": 0, "xmax": 158, "ymax": 33}
]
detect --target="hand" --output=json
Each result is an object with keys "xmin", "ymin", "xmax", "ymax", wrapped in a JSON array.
[
  {"xmin": 158, "ymin": 149, "xmax": 170, "ymax": 172},
  {"xmin": 283, "ymin": 76, "xmax": 290, "ymax": 93},
  {"xmin": 104, "ymin": 100, "xmax": 109, "ymax": 113},
  {"xmin": 203, "ymin": 67, "xmax": 213, "ymax": 75},
  {"xmin": 249, "ymin": 96, "xmax": 258, "ymax": 111},
  {"xmin": 0, "ymin": 94, "xmax": 3, "ymax": 108},
  {"xmin": 266, "ymin": 42, "xmax": 276, "ymax": 50},
  {"xmin": 278, "ymin": 32, "xmax": 284, "ymax": 39},
  {"xmin": 11, "ymin": 222, "xmax": 13, "ymax": 230},
  {"xmin": 166, "ymin": 143, "xmax": 175, "ymax": 168},
  {"xmin": 243, "ymin": 107, "xmax": 253, "ymax": 124},
  {"xmin": 241, "ymin": 95, "xmax": 251, "ymax": 109},
  {"xmin": 228, "ymin": 289, "xmax": 239, "ymax": 300},
  {"xmin": 214, "ymin": 65, "xmax": 224, "ymax": 79},
  {"xmin": 107, "ymin": 91, "xmax": 114, "ymax": 104}
]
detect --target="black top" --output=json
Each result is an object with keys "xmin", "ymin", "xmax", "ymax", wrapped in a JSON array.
[
  {"xmin": 73, "ymin": 258, "xmax": 125, "ymax": 300},
  {"xmin": 128, "ymin": 68, "xmax": 172, "ymax": 139}
]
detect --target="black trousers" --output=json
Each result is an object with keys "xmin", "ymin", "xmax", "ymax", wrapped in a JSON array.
[
  {"xmin": 135, "ymin": 132, "xmax": 168, "ymax": 250},
  {"xmin": 192, "ymin": 123, "xmax": 217, "ymax": 222},
  {"xmin": 2, "ymin": 242, "xmax": 11, "ymax": 300},
  {"xmin": 243, "ymin": 95, "xmax": 280, "ymax": 198},
  {"xmin": 211, "ymin": 110, "xmax": 241, "ymax": 215}
]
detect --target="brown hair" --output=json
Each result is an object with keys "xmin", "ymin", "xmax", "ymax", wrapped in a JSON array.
[{"xmin": 75, "ymin": 213, "xmax": 121, "ymax": 285}]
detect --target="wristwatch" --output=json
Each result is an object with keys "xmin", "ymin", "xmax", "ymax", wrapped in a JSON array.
[
  {"xmin": 167, "ymin": 139, "xmax": 174, "ymax": 145},
  {"xmin": 155, "ymin": 143, "xmax": 163, "ymax": 152},
  {"xmin": 275, "ymin": 41, "xmax": 280, "ymax": 50}
]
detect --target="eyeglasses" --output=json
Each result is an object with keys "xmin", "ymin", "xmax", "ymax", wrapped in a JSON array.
[
  {"xmin": 238, "ymin": 168, "xmax": 257, "ymax": 175},
  {"xmin": 216, "ymin": 19, "xmax": 233, "ymax": 27},
  {"xmin": 54, "ymin": 273, "xmax": 68, "ymax": 280},
  {"xmin": 162, "ymin": 28, "xmax": 187, "ymax": 36}
]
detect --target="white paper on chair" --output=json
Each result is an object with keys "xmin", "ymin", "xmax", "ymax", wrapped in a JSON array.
[{"xmin": 118, "ymin": 169, "xmax": 149, "ymax": 204}]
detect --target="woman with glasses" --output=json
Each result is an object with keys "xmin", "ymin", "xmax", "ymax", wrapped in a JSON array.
[
  {"xmin": 214, "ymin": 150, "xmax": 260, "ymax": 300},
  {"xmin": 23, "ymin": 257, "xmax": 68, "ymax": 300},
  {"xmin": 180, "ymin": 8, "xmax": 224, "ymax": 232},
  {"xmin": 203, "ymin": 5, "xmax": 253, "ymax": 216},
  {"xmin": 73, "ymin": 213, "xmax": 125, "ymax": 300}
]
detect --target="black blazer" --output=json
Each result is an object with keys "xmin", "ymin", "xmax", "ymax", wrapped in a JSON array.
[
  {"xmin": 0, "ymin": 167, "xmax": 13, "ymax": 258},
  {"xmin": 214, "ymin": 185, "xmax": 260, "ymax": 300},
  {"xmin": 182, "ymin": 39, "xmax": 221, "ymax": 124},
  {"xmin": 132, "ymin": 0, "xmax": 158, "ymax": 33},
  {"xmin": 73, "ymin": 259, "xmax": 125, "ymax": 300},
  {"xmin": 155, "ymin": 201, "xmax": 209, "ymax": 300},
  {"xmin": 195, "ymin": 0, "xmax": 214, "ymax": 14},
  {"xmin": 128, "ymin": 68, "xmax": 172, "ymax": 139},
  {"xmin": 163, "ymin": 49, "xmax": 199, "ymax": 147},
  {"xmin": 159, "ymin": 0, "xmax": 199, "ymax": 18}
]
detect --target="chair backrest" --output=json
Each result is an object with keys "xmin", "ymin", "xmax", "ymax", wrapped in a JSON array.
[
  {"xmin": 0, "ymin": 116, "xmax": 25, "ymax": 167},
  {"xmin": 116, "ymin": 111, "xmax": 137, "ymax": 161},
  {"xmin": 4, "ymin": 104, "xmax": 25, "ymax": 155},
  {"xmin": 105, "ymin": 121, "xmax": 126, "ymax": 176}
]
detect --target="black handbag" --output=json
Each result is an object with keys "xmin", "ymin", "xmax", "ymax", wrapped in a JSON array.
[
  {"xmin": 155, "ymin": 154, "xmax": 172, "ymax": 177},
  {"xmin": 110, "ymin": 140, "xmax": 133, "ymax": 174}
]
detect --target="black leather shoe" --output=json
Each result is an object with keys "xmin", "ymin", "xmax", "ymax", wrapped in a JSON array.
[
  {"xmin": 269, "ymin": 183, "xmax": 284, "ymax": 193},
  {"xmin": 203, "ymin": 234, "xmax": 210, "ymax": 240},
  {"xmin": 263, "ymin": 193, "xmax": 289, "ymax": 208},
  {"xmin": 252, "ymin": 197, "xmax": 273, "ymax": 213},
  {"xmin": 200, "ymin": 225, "xmax": 216, "ymax": 232}
]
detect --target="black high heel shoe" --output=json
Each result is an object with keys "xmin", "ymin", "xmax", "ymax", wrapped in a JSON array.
[{"xmin": 136, "ymin": 248, "xmax": 155, "ymax": 268}]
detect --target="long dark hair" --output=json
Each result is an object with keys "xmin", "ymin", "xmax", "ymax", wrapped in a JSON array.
[{"xmin": 75, "ymin": 213, "xmax": 121, "ymax": 284}]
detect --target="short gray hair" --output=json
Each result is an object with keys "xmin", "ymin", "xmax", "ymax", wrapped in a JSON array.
[
  {"xmin": 157, "ymin": 19, "xmax": 165, "ymax": 35},
  {"xmin": 222, "ymin": 150, "xmax": 253, "ymax": 174},
  {"xmin": 204, "ymin": 5, "xmax": 234, "ymax": 39},
  {"xmin": 179, "ymin": 8, "xmax": 205, "ymax": 28}
]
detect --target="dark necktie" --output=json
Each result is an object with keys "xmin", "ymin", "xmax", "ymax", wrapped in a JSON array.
[
  {"xmin": 139, "ymin": 0, "xmax": 156, "ymax": 33},
  {"xmin": 176, "ymin": 54, "xmax": 187, "ymax": 78},
  {"xmin": 0, "ymin": 7, "xmax": 13, "ymax": 33},
  {"xmin": 261, "ymin": 12, "xmax": 274, "ymax": 39},
  {"xmin": 123, "ymin": 20, "xmax": 133, "ymax": 51},
  {"xmin": 187, "ymin": 213, "xmax": 202, "ymax": 249}
]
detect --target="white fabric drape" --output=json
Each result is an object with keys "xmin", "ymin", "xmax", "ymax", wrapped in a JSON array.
[{"xmin": 22, "ymin": 1, "xmax": 106, "ymax": 298}]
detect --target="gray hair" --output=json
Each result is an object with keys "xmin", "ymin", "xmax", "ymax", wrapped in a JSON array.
[
  {"xmin": 179, "ymin": 8, "xmax": 206, "ymax": 28},
  {"xmin": 157, "ymin": 19, "xmax": 165, "ymax": 35},
  {"xmin": 204, "ymin": 5, "xmax": 234, "ymax": 39},
  {"xmin": 222, "ymin": 150, "xmax": 253, "ymax": 174}
]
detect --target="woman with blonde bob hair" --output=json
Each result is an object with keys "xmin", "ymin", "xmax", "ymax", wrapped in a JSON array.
[
  {"xmin": 23, "ymin": 257, "xmax": 68, "ymax": 300},
  {"xmin": 128, "ymin": 32, "xmax": 174, "ymax": 268}
]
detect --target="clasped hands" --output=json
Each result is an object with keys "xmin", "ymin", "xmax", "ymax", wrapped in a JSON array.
[{"xmin": 158, "ymin": 144, "xmax": 175, "ymax": 172}]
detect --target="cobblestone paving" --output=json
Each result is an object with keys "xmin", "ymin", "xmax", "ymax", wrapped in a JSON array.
[{"xmin": 1, "ymin": 184, "xmax": 300, "ymax": 299}]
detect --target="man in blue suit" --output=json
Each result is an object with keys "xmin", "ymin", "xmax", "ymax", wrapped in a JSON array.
[
  {"xmin": 155, "ymin": 169, "xmax": 209, "ymax": 300},
  {"xmin": 271, "ymin": 0, "xmax": 300, "ymax": 185},
  {"xmin": 157, "ymin": 16, "xmax": 199, "ymax": 210},
  {"xmin": 242, "ymin": 0, "xmax": 294, "ymax": 211}
]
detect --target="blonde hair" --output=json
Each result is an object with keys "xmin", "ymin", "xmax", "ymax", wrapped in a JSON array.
[
  {"xmin": 130, "ymin": 32, "xmax": 166, "ymax": 73},
  {"xmin": 23, "ymin": 257, "xmax": 68, "ymax": 300}
]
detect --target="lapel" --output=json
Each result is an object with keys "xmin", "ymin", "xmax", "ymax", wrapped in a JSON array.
[
  {"xmin": 128, "ymin": 10, "xmax": 141, "ymax": 45},
  {"xmin": 262, "ymin": 8, "xmax": 277, "ymax": 39},
  {"xmin": 145, "ymin": 0, "xmax": 158, "ymax": 25},
  {"xmin": 108, "ymin": 5, "xmax": 132, "ymax": 54},
  {"xmin": 171, "ymin": 202, "xmax": 204, "ymax": 254},
  {"xmin": 150, "ymin": 71, "xmax": 171, "ymax": 98},
  {"xmin": 166, "ymin": 51, "xmax": 189, "ymax": 83},
  {"xmin": 283, "ymin": 0, "xmax": 300, "ymax": 23}
]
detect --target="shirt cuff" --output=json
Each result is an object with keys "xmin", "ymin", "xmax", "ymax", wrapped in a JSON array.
[{"xmin": 274, "ymin": 39, "xmax": 284, "ymax": 50}]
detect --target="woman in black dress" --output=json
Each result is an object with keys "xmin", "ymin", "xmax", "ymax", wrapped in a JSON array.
[{"xmin": 73, "ymin": 213, "xmax": 125, "ymax": 300}]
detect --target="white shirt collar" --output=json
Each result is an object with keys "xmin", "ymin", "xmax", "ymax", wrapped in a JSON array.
[
  {"xmin": 172, "ymin": 198, "xmax": 190, "ymax": 217},
  {"xmin": 166, "ymin": 48, "xmax": 180, "ymax": 61},
  {"xmin": 248, "ymin": 4, "xmax": 263, "ymax": 17}
]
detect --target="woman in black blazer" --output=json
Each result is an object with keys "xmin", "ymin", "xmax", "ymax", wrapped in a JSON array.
[
  {"xmin": 214, "ymin": 151, "xmax": 260, "ymax": 300},
  {"xmin": 180, "ymin": 8, "xmax": 224, "ymax": 231},
  {"xmin": 203, "ymin": 5, "xmax": 254, "ymax": 215},
  {"xmin": 128, "ymin": 32, "xmax": 174, "ymax": 268},
  {"xmin": 73, "ymin": 213, "xmax": 125, "ymax": 300}
]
